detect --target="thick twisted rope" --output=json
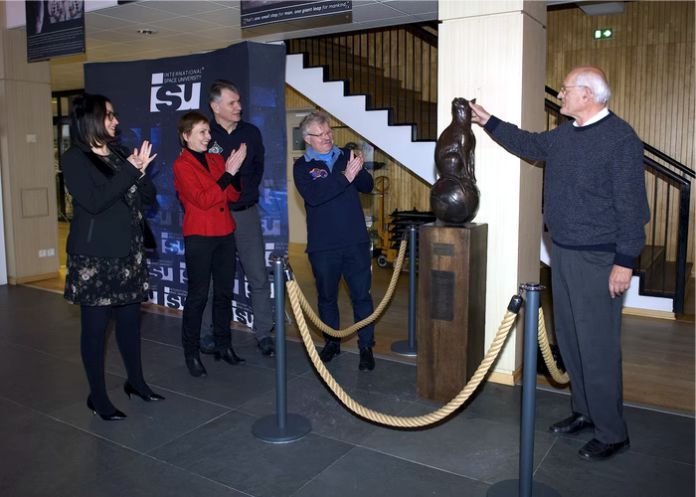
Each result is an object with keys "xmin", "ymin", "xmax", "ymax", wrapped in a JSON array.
[
  {"xmin": 537, "ymin": 309, "xmax": 569, "ymax": 384},
  {"xmin": 297, "ymin": 238, "xmax": 408, "ymax": 338},
  {"xmin": 287, "ymin": 278, "xmax": 518, "ymax": 427}
]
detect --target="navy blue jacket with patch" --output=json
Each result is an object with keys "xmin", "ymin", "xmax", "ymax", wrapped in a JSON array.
[{"xmin": 293, "ymin": 147, "xmax": 373, "ymax": 253}]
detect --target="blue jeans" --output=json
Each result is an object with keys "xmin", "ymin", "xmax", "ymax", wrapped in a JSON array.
[{"xmin": 308, "ymin": 242, "xmax": 375, "ymax": 349}]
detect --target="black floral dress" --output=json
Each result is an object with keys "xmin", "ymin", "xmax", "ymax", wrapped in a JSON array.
[{"xmin": 64, "ymin": 153, "xmax": 150, "ymax": 306}]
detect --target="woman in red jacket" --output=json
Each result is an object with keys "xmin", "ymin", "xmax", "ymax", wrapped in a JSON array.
[{"xmin": 173, "ymin": 111, "xmax": 246, "ymax": 377}]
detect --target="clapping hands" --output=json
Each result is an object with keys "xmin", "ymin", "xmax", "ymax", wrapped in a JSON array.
[
  {"xmin": 343, "ymin": 150, "xmax": 364, "ymax": 182},
  {"xmin": 127, "ymin": 140, "xmax": 157, "ymax": 174},
  {"xmin": 225, "ymin": 143, "xmax": 247, "ymax": 175}
]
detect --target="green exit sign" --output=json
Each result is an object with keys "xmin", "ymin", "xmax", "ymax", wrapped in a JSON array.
[{"xmin": 594, "ymin": 28, "xmax": 613, "ymax": 40}]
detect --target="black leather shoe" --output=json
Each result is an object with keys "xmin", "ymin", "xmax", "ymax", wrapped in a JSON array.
[
  {"xmin": 214, "ymin": 347, "xmax": 246, "ymax": 365},
  {"xmin": 358, "ymin": 347, "xmax": 375, "ymax": 371},
  {"xmin": 549, "ymin": 413, "xmax": 594, "ymax": 434},
  {"xmin": 185, "ymin": 355, "xmax": 208, "ymax": 377},
  {"xmin": 123, "ymin": 382, "xmax": 165, "ymax": 402},
  {"xmin": 319, "ymin": 341, "xmax": 341, "ymax": 363},
  {"xmin": 87, "ymin": 396, "xmax": 127, "ymax": 421},
  {"xmin": 578, "ymin": 438, "xmax": 630, "ymax": 460},
  {"xmin": 258, "ymin": 337, "xmax": 275, "ymax": 357}
]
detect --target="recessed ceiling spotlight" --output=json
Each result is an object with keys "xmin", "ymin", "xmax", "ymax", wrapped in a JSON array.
[{"xmin": 137, "ymin": 28, "xmax": 157, "ymax": 35}]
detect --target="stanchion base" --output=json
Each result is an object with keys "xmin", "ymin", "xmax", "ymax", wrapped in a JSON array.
[
  {"xmin": 487, "ymin": 479, "xmax": 561, "ymax": 497},
  {"xmin": 252, "ymin": 414, "xmax": 312, "ymax": 444},
  {"xmin": 390, "ymin": 340, "xmax": 417, "ymax": 357}
]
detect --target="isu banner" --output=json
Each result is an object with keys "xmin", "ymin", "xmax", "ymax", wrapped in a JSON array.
[{"xmin": 84, "ymin": 42, "xmax": 288, "ymax": 329}]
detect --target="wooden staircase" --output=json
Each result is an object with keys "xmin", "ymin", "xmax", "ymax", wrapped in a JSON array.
[{"xmin": 287, "ymin": 26, "xmax": 438, "ymax": 141}]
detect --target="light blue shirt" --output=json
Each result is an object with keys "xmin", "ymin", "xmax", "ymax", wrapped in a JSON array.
[{"xmin": 304, "ymin": 146, "xmax": 342, "ymax": 172}]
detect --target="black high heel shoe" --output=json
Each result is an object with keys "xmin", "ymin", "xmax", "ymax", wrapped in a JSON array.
[
  {"xmin": 123, "ymin": 382, "xmax": 165, "ymax": 402},
  {"xmin": 214, "ymin": 347, "xmax": 246, "ymax": 365},
  {"xmin": 87, "ymin": 396, "xmax": 127, "ymax": 421}
]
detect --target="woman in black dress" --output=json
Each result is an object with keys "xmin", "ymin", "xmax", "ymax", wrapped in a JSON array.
[{"xmin": 62, "ymin": 94, "xmax": 163, "ymax": 420}]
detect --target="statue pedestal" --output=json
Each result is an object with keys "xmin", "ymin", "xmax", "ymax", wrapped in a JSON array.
[{"xmin": 416, "ymin": 223, "xmax": 488, "ymax": 402}]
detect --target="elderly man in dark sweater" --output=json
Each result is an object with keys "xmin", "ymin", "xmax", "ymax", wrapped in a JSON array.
[
  {"xmin": 470, "ymin": 66, "xmax": 649, "ymax": 461},
  {"xmin": 293, "ymin": 111, "xmax": 376, "ymax": 371}
]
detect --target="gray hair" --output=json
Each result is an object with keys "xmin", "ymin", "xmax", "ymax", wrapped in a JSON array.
[
  {"xmin": 299, "ymin": 111, "xmax": 330, "ymax": 137},
  {"xmin": 575, "ymin": 69, "xmax": 612, "ymax": 105},
  {"xmin": 208, "ymin": 79, "xmax": 240, "ymax": 104}
]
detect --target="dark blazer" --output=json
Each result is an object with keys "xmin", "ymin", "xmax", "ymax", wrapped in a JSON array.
[
  {"xmin": 62, "ymin": 145, "xmax": 156, "ymax": 258},
  {"xmin": 173, "ymin": 149, "xmax": 241, "ymax": 237}
]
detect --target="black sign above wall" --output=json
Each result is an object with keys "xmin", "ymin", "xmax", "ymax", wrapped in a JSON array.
[
  {"xmin": 26, "ymin": 0, "xmax": 86, "ymax": 62},
  {"xmin": 241, "ymin": 0, "xmax": 352, "ymax": 30}
]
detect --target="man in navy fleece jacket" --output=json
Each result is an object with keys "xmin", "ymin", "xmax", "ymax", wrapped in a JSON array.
[
  {"xmin": 293, "ymin": 111, "xmax": 376, "ymax": 371},
  {"xmin": 469, "ymin": 66, "xmax": 649, "ymax": 461}
]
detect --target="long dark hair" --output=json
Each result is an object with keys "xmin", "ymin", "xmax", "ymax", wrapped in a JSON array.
[{"xmin": 69, "ymin": 93, "xmax": 115, "ymax": 149}]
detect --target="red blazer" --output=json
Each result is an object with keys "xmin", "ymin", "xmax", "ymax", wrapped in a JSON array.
[{"xmin": 173, "ymin": 149, "xmax": 241, "ymax": 237}]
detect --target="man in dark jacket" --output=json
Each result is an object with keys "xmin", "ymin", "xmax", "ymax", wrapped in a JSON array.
[
  {"xmin": 200, "ymin": 80, "xmax": 275, "ymax": 357},
  {"xmin": 469, "ymin": 66, "xmax": 649, "ymax": 461},
  {"xmin": 293, "ymin": 111, "xmax": 376, "ymax": 371}
]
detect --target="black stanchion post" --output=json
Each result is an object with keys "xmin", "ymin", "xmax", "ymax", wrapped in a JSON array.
[
  {"xmin": 391, "ymin": 225, "xmax": 417, "ymax": 356},
  {"xmin": 487, "ymin": 284, "xmax": 561, "ymax": 497},
  {"xmin": 252, "ymin": 255, "xmax": 311, "ymax": 443}
]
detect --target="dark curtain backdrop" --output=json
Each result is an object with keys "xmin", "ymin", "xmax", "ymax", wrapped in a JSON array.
[{"xmin": 84, "ymin": 42, "xmax": 288, "ymax": 328}]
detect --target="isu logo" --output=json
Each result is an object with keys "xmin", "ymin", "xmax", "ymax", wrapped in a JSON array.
[{"xmin": 150, "ymin": 71, "xmax": 202, "ymax": 112}]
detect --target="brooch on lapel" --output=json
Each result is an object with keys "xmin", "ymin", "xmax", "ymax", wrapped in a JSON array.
[
  {"xmin": 208, "ymin": 141, "xmax": 223, "ymax": 154},
  {"xmin": 309, "ymin": 168, "xmax": 328, "ymax": 180}
]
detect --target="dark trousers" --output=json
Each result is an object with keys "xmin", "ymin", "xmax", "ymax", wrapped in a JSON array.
[
  {"xmin": 80, "ymin": 303, "xmax": 147, "ymax": 413},
  {"xmin": 551, "ymin": 245, "xmax": 628, "ymax": 443},
  {"xmin": 182, "ymin": 234, "xmax": 236, "ymax": 357},
  {"xmin": 308, "ymin": 242, "xmax": 375, "ymax": 349}
]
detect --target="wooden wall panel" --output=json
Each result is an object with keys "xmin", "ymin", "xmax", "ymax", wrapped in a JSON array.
[
  {"xmin": 547, "ymin": 1, "xmax": 695, "ymax": 264},
  {"xmin": 0, "ymin": 10, "xmax": 58, "ymax": 283}
]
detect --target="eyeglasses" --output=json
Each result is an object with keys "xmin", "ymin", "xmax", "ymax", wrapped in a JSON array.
[
  {"xmin": 105, "ymin": 111, "xmax": 119, "ymax": 120},
  {"xmin": 559, "ymin": 85, "xmax": 588, "ymax": 94},
  {"xmin": 305, "ymin": 129, "xmax": 333, "ymax": 138}
]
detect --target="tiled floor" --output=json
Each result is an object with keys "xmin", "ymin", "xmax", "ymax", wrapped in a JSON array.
[{"xmin": 1, "ymin": 285, "xmax": 693, "ymax": 497}]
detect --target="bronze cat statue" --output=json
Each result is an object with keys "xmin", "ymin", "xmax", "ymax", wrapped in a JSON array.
[
  {"xmin": 431, "ymin": 97, "xmax": 480, "ymax": 224},
  {"xmin": 434, "ymin": 97, "xmax": 476, "ymax": 182}
]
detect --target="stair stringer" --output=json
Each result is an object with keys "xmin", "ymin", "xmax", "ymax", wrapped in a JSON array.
[{"xmin": 286, "ymin": 53, "xmax": 436, "ymax": 185}]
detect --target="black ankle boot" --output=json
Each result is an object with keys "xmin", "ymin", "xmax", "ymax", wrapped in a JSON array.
[
  {"xmin": 185, "ymin": 355, "xmax": 207, "ymax": 377},
  {"xmin": 214, "ymin": 347, "xmax": 246, "ymax": 365},
  {"xmin": 359, "ymin": 347, "xmax": 375, "ymax": 371},
  {"xmin": 319, "ymin": 341, "xmax": 341, "ymax": 363}
]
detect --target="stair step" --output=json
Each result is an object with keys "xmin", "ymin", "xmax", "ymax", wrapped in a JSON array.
[
  {"xmin": 636, "ymin": 244, "xmax": 665, "ymax": 272},
  {"xmin": 640, "ymin": 260, "xmax": 692, "ymax": 298},
  {"xmin": 285, "ymin": 54, "xmax": 437, "ymax": 183},
  {"xmin": 290, "ymin": 46, "xmax": 437, "ymax": 140}
]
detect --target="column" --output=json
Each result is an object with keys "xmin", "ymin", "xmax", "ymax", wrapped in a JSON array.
[{"xmin": 438, "ymin": 0, "xmax": 547, "ymax": 383}]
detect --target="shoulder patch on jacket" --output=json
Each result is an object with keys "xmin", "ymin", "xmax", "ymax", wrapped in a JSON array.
[{"xmin": 208, "ymin": 141, "xmax": 223, "ymax": 155}]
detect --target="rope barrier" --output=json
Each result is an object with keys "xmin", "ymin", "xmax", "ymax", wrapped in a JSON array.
[
  {"xmin": 287, "ymin": 278, "xmax": 519, "ymax": 428},
  {"xmin": 296, "ymin": 238, "xmax": 409, "ymax": 338},
  {"xmin": 287, "ymin": 243, "xmax": 568, "ymax": 425},
  {"xmin": 536, "ymin": 309, "xmax": 569, "ymax": 384}
]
